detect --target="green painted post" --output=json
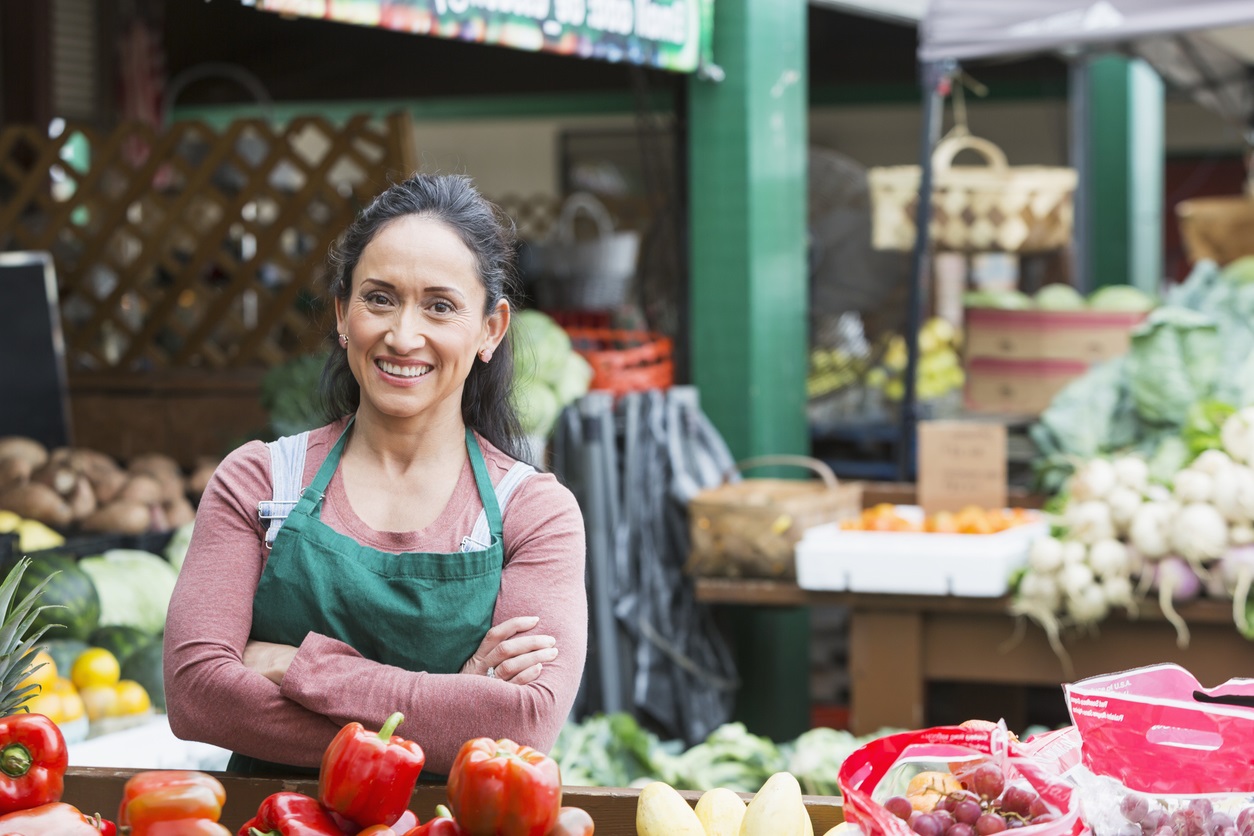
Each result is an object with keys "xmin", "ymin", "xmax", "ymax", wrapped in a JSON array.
[
  {"xmin": 1085, "ymin": 55, "xmax": 1163, "ymax": 292},
  {"xmin": 687, "ymin": 0, "xmax": 811, "ymax": 741}
]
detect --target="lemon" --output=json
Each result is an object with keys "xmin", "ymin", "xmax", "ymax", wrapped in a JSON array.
[
  {"xmin": 113, "ymin": 680, "xmax": 151, "ymax": 716},
  {"xmin": 18, "ymin": 650, "xmax": 57, "ymax": 695},
  {"xmin": 23, "ymin": 692, "xmax": 63, "ymax": 724},
  {"xmin": 79, "ymin": 685, "xmax": 119, "ymax": 721},
  {"xmin": 58, "ymin": 689, "xmax": 85, "ymax": 723},
  {"xmin": 71, "ymin": 648, "xmax": 121, "ymax": 690}
]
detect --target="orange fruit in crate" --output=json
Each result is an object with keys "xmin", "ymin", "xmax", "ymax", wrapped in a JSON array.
[{"xmin": 927, "ymin": 511, "xmax": 961, "ymax": 534}]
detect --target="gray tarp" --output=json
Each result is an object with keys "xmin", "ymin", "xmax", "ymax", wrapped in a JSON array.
[{"xmin": 920, "ymin": 1, "xmax": 1254, "ymax": 128}]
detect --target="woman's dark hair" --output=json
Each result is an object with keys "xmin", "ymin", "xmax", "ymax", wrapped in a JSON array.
[{"xmin": 318, "ymin": 173, "xmax": 527, "ymax": 461}]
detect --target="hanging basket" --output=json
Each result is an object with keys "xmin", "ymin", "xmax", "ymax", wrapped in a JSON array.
[
  {"xmin": 527, "ymin": 192, "xmax": 641, "ymax": 311},
  {"xmin": 1175, "ymin": 194, "xmax": 1254, "ymax": 265},
  {"xmin": 868, "ymin": 133, "xmax": 1077, "ymax": 253},
  {"xmin": 685, "ymin": 456, "xmax": 863, "ymax": 580}
]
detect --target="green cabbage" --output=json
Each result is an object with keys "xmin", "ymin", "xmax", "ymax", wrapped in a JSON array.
[
  {"xmin": 513, "ymin": 380, "xmax": 562, "ymax": 438},
  {"xmin": 78, "ymin": 549, "xmax": 180, "ymax": 637},
  {"xmin": 1087, "ymin": 285, "xmax": 1157, "ymax": 312},
  {"xmin": 1034, "ymin": 284, "xmax": 1086, "ymax": 311},
  {"xmin": 1126, "ymin": 307, "xmax": 1221, "ymax": 426},
  {"xmin": 512, "ymin": 310, "xmax": 573, "ymax": 386}
]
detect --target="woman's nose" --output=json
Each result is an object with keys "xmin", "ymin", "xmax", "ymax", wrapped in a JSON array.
[{"xmin": 387, "ymin": 306, "xmax": 427, "ymax": 351}]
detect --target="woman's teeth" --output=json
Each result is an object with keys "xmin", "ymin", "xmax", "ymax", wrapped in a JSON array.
[{"xmin": 377, "ymin": 360, "xmax": 430, "ymax": 378}]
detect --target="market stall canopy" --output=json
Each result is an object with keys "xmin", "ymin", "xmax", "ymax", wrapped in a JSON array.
[
  {"xmin": 809, "ymin": 0, "xmax": 927, "ymax": 24},
  {"xmin": 242, "ymin": 0, "xmax": 716, "ymax": 75},
  {"xmin": 920, "ymin": 0, "xmax": 1254, "ymax": 129}
]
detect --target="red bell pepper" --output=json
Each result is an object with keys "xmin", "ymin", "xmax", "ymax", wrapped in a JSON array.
[
  {"xmin": 319, "ymin": 712, "xmax": 425, "ymax": 829},
  {"xmin": 398, "ymin": 805, "xmax": 467, "ymax": 836},
  {"xmin": 239, "ymin": 792, "xmax": 342, "ymax": 836},
  {"xmin": 97, "ymin": 818, "xmax": 118, "ymax": 836},
  {"xmin": 0, "ymin": 712, "xmax": 67, "ymax": 814},
  {"xmin": 549, "ymin": 807, "xmax": 594, "ymax": 836},
  {"xmin": 0, "ymin": 801, "xmax": 106, "ymax": 835},
  {"xmin": 446, "ymin": 738, "xmax": 562, "ymax": 836},
  {"xmin": 118, "ymin": 771, "xmax": 227, "ymax": 827}
]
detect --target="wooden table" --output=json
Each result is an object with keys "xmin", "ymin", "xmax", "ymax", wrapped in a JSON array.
[{"xmin": 696, "ymin": 579, "xmax": 1249, "ymax": 735}]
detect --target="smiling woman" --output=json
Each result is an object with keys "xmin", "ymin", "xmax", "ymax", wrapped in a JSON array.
[{"xmin": 162, "ymin": 174, "xmax": 589, "ymax": 778}]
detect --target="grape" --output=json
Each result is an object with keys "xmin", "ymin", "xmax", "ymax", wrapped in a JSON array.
[
  {"xmin": 1121, "ymin": 795, "xmax": 1150, "ymax": 823},
  {"xmin": 1219, "ymin": 827, "xmax": 1240, "ymax": 836},
  {"xmin": 1154, "ymin": 827, "xmax": 1175, "ymax": 836},
  {"xmin": 950, "ymin": 825, "xmax": 976, "ymax": 836},
  {"xmin": 976, "ymin": 813, "xmax": 1008, "ymax": 835},
  {"xmin": 1141, "ymin": 810, "xmax": 1168, "ymax": 833},
  {"xmin": 935, "ymin": 795, "xmax": 957, "ymax": 813},
  {"xmin": 1031, "ymin": 815, "xmax": 1058, "ymax": 827},
  {"xmin": 999, "ymin": 787, "xmax": 1035, "ymax": 818},
  {"xmin": 885, "ymin": 797, "xmax": 914, "ymax": 821},
  {"xmin": 1213, "ymin": 814, "xmax": 1236, "ymax": 833},
  {"xmin": 954, "ymin": 800, "xmax": 983, "ymax": 826},
  {"xmin": 1006, "ymin": 819, "xmax": 1025, "ymax": 830},
  {"xmin": 913, "ymin": 814, "xmax": 944, "ymax": 836},
  {"xmin": 1189, "ymin": 800, "xmax": 1215, "ymax": 820},
  {"xmin": 971, "ymin": 764, "xmax": 1006, "ymax": 802},
  {"xmin": 1029, "ymin": 797, "xmax": 1052, "ymax": 819},
  {"xmin": 933, "ymin": 810, "xmax": 956, "ymax": 832},
  {"xmin": 1237, "ymin": 809, "xmax": 1254, "ymax": 836}
]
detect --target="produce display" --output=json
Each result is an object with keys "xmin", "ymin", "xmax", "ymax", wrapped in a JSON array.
[
  {"xmin": 839, "ymin": 505, "xmax": 1037, "ymax": 535},
  {"xmin": 0, "ymin": 437, "xmax": 207, "ymax": 536},
  {"xmin": 807, "ymin": 317, "xmax": 965, "ymax": 407},
  {"xmin": 510, "ymin": 311, "xmax": 594, "ymax": 440},
  {"xmin": 964, "ymin": 283, "xmax": 1156, "ymax": 313}
]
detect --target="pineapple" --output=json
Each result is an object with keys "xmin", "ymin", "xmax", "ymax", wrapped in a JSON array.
[{"xmin": 0, "ymin": 558, "xmax": 60, "ymax": 716}]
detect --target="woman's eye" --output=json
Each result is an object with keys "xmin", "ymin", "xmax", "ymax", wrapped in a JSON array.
[
  {"xmin": 364, "ymin": 292, "xmax": 392, "ymax": 306},
  {"xmin": 430, "ymin": 299, "xmax": 455, "ymax": 314}
]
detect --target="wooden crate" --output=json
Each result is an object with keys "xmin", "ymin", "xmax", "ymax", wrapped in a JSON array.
[{"xmin": 63, "ymin": 767, "xmax": 845, "ymax": 836}]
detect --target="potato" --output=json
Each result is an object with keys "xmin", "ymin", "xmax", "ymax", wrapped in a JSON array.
[
  {"xmin": 0, "ymin": 437, "xmax": 48, "ymax": 470},
  {"xmin": 163, "ymin": 495, "xmax": 196, "ymax": 529},
  {"xmin": 117, "ymin": 473, "xmax": 165, "ymax": 506},
  {"xmin": 186, "ymin": 458, "xmax": 219, "ymax": 499},
  {"xmin": 65, "ymin": 476, "xmax": 97, "ymax": 521},
  {"xmin": 80, "ymin": 499, "xmax": 151, "ymax": 535},
  {"xmin": 0, "ymin": 457, "xmax": 31, "ymax": 492},
  {"xmin": 87, "ymin": 466, "xmax": 128, "ymax": 505},
  {"xmin": 30, "ymin": 460, "xmax": 79, "ymax": 497},
  {"xmin": 128, "ymin": 452, "xmax": 182, "ymax": 481},
  {"xmin": 0, "ymin": 483, "xmax": 72, "ymax": 527}
]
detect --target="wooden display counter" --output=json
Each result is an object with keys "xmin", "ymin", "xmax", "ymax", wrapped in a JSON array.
[
  {"xmin": 696, "ymin": 579, "xmax": 1249, "ymax": 735},
  {"xmin": 63, "ymin": 766, "xmax": 844, "ymax": 834}
]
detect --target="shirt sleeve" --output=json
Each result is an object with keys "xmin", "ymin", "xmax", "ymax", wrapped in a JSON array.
[
  {"xmin": 278, "ymin": 471, "xmax": 588, "ymax": 774},
  {"xmin": 163, "ymin": 440, "xmax": 344, "ymax": 767}
]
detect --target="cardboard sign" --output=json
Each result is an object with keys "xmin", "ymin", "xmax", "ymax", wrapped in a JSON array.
[{"xmin": 917, "ymin": 421, "xmax": 1007, "ymax": 514}]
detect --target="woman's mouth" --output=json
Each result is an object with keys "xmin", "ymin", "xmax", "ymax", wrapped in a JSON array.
[{"xmin": 376, "ymin": 359, "xmax": 431, "ymax": 379}]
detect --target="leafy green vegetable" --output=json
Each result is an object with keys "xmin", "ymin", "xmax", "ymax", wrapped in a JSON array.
[
  {"xmin": 1087, "ymin": 285, "xmax": 1157, "ymax": 312},
  {"xmin": 963, "ymin": 289, "xmax": 1033, "ymax": 310},
  {"xmin": 77, "ymin": 549, "xmax": 180, "ymax": 636},
  {"xmin": 551, "ymin": 712, "xmax": 670, "ymax": 788},
  {"xmin": 1126, "ymin": 307, "xmax": 1221, "ymax": 426},
  {"xmin": 1182, "ymin": 399, "xmax": 1238, "ymax": 458},
  {"xmin": 510, "ymin": 310, "xmax": 592, "ymax": 437},
  {"xmin": 261, "ymin": 352, "xmax": 328, "ymax": 438},
  {"xmin": 1034, "ymin": 284, "xmax": 1086, "ymax": 311}
]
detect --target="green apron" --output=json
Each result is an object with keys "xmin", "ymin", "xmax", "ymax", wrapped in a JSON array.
[{"xmin": 228, "ymin": 421, "xmax": 505, "ymax": 776}]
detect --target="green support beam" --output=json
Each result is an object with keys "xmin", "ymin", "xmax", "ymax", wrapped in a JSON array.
[
  {"xmin": 1084, "ymin": 56, "xmax": 1164, "ymax": 291},
  {"xmin": 687, "ymin": 0, "xmax": 811, "ymax": 742}
]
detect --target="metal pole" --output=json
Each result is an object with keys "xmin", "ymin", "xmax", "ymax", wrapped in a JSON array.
[
  {"xmin": 1069, "ymin": 56, "xmax": 1092, "ymax": 294},
  {"xmin": 898, "ymin": 59, "xmax": 955, "ymax": 481}
]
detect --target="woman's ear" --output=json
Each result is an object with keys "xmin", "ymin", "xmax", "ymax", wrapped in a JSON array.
[
  {"xmin": 334, "ymin": 296, "xmax": 346, "ymax": 337},
  {"xmin": 484, "ymin": 298, "xmax": 511, "ymax": 354}
]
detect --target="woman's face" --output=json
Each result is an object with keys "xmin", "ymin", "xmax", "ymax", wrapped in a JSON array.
[{"xmin": 335, "ymin": 214, "xmax": 508, "ymax": 426}]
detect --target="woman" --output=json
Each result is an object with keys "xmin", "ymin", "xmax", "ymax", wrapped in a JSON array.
[{"xmin": 164, "ymin": 173, "xmax": 588, "ymax": 776}]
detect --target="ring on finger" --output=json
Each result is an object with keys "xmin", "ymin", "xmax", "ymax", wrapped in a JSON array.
[{"xmin": 486, "ymin": 666, "xmax": 498, "ymax": 679}]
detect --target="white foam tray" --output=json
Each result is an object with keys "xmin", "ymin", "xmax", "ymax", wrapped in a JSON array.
[{"xmin": 795, "ymin": 505, "xmax": 1048, "ymax": 597}]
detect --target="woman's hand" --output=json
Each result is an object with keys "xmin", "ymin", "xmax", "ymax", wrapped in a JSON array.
[
  {"xmin": 461, "ymin": 615, "xmax": 558, "ymax": 686},
  {"xmin": 244, "ymin": 640, "xmax": 299, "ymax": 685}
]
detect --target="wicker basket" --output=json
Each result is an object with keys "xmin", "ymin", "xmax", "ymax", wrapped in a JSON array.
[
  {"xmin": 685, "ymin": 456, "xmax": 863, "ymax": 579},
  {"xmin": 1176, "ymin": 195, "xmax": 1254, "ymax": 266},
  {"xmin": 869, "ymin": 133, "xmax": 1077, "ymax": 253}
]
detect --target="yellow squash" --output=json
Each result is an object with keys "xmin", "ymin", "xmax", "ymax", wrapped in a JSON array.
[
  {"xmin": 741, "ymin": 772, "xmax": 808, "ymax": 836},
  {"xmin": 636, "ymin": 781, "xmax": 705, "ymax": 836},
  {"xmin": 694, "ymin": 787, "xmax": 747, "ymax": 836}
]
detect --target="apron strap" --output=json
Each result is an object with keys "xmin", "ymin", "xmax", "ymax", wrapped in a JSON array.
[
  {"xmin": 465, "ymin": 429, "xmax": 504, "ymax": 540},
  {"xmin": 462, "ymin": 460, "xmax": 536, "ymax": 552}
]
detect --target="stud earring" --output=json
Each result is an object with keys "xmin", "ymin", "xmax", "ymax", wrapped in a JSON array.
[
  {"xmin": 480, "ymin": 348, "xmax": 493, "ymax": 362},
  {"xmin": 338, "ymin": 334, "xmax": 348, "ymax": 348}
]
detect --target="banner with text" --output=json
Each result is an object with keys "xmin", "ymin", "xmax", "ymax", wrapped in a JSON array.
[{"xmin": 249, "ymin": 0, "xmax": 715, "ymax": 74}]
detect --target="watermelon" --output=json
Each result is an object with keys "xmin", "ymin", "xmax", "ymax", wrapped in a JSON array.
[
  {"xmin": 88, "ymin": 625, "xmax": 153, "ymax": 668},
  {"xmin": 16, "ymin": 553, "xmax": 101, "ymax": 642},
  {"xmin": 43, "ymin": 638, "xmax": 89, "ymax": 677},
  {"xmin": 121, "ymin": 640, "xmax": 164, "ymax": 712}
]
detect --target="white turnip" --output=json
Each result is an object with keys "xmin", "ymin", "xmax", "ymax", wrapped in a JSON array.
[{"xmin": 1151, "ymin": 555, "xmax": 1203, "ymax": 649}]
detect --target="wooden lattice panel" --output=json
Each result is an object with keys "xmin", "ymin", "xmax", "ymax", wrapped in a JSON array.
[{"xmin": 0, "ymin": 113, "xmax": 415, "ymax": 371}]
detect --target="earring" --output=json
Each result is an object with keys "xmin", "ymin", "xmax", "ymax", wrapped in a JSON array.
[
  {"xmin": 479, "ymin": 348, "xmax": 493, "ymax": 362},
  {"xmin": 338, "ymin": 334, "xmax": 348, "ymax": 348}
]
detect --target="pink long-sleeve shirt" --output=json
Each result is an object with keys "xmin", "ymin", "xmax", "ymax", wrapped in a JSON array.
[{"xmin": 163, "ymin": 418, "xmax": 587, "ymax": 773}]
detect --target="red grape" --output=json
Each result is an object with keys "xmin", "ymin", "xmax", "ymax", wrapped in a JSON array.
[
  {"xmin": 1219, "ymin": 827, "xmax": 1240, "ymax": 836},
  {"xmin": 1213, "ymin": 814, "xmax": 1236, "ymax": 833},
  {"xmin": 885, "ymin": 796, "xmax": 913, "ymax": 821},
  {"xmin": 1189, "ymin": 800, "xmax": 1215, "ymax": 821},
  {"xmin": 1031, "ymin": 815, "xmax": 1057, "ymax": 827},
  {"xmin": 1153, "ymin": 827, "xmax": 1175, "ymax": 836},
  {"xmin": 999, "ymin": 787, "xmax": 1035, "ymax": 818},
  {"xmin": 976, "ymin": 813, "xmax": 1008, "ymax": 835},
  {"xmin": 1121, "ymin": 795, "xmax": 1150, "ymax": 823},
  {"xmin": 1237, "ymin": 808, "xmax": 1254, "ymax": 836},
  {"xmin": 935, "ymin": 795, "xmax": 957, "ymax": 813},
  {"xmin": 912, "ymin": 813, "xmax": 944, "ymax": 836},
  {"xmin": 1141, "ymin": 810, "xmax": 1167, "ymax": 833},
  {"xmin": 950, "ymin": 825, "xmax": 976, "ymax": 836},
  {"xmin": 932, "ymin": 810, "xmax": 956, "ymax": 832},
  {"xmin": 971, "ymin": 764, "xmax": 1006, "ymax": 802},
  {"xmin": 1029, "ymin": 797, "xmax": 1053, "ymax": 819},
  {"xmin": 954, "ymin": 800, "xmax": 983, "ymax": 826}
]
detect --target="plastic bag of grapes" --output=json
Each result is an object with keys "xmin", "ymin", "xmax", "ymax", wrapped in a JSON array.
[{"xmin": 837, "ymin": 722, "xmax": 1083, "ymax": 836}]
